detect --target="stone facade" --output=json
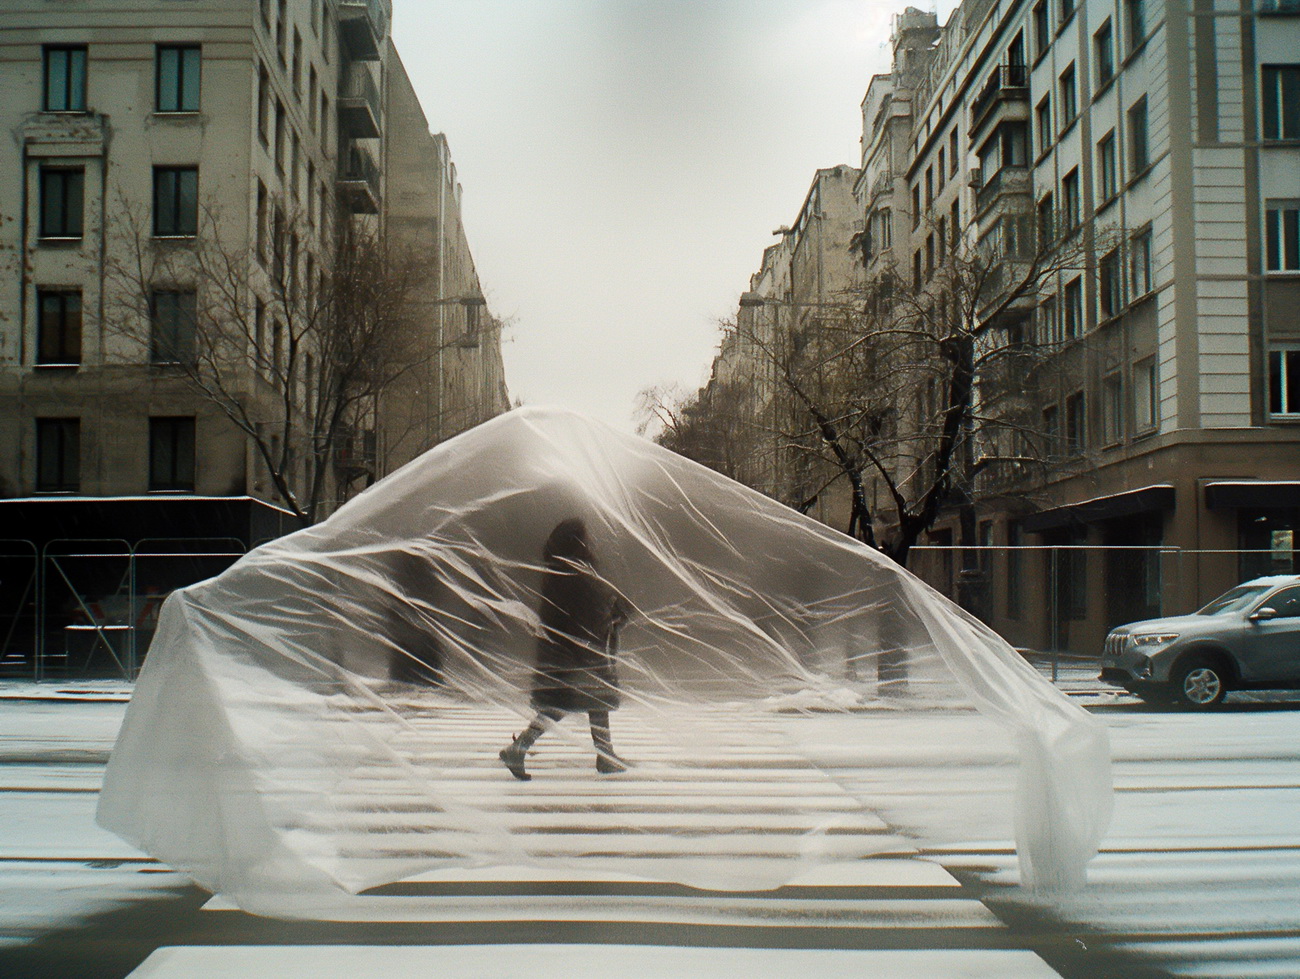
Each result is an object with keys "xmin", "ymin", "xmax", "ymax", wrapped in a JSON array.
[{"xmin": 0, "ymin": 0, "xmax": 508, "ymax": 533}]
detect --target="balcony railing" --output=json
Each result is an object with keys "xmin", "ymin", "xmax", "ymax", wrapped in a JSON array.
[
  {"xmin": 336, "ymin": 0, "xmax": 387, "ymax": 60},
  {"xmin": 970, "ymin": 64, "xmax": 1028, "ymax": 134},
  {"xmin": 975, "ymin": 164, "xmax": 1030, "ymax": 215},
  {"xmin": 337, "ymin": 143, "xmax": 381, "ymax": 214},
  {"xmin": 338, "ymin": 66, "xmax": 381, "ymax": 138}
]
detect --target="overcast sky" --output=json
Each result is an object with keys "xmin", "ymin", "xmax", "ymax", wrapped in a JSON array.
[{"xmin": 393, "ymin": 0, "xmax": 955, "ymax": 430}]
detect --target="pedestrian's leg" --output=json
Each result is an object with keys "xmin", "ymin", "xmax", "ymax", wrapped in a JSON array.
[
  {"xmin": 589, "ymin": 709, "xmax": 628, "ymax": 774},
  {"xmin": 501, "ymin": 709, "xmax": 563, "ymax": 781}
]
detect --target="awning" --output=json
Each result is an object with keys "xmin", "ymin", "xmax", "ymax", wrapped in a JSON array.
[
  {"xmin": 1024, "ymin": 484, "xmax": 1176, "ymax": 533},
  {"xmin": 1205, "ymin": 481, "xmax": 1300, "ymax": 509}
]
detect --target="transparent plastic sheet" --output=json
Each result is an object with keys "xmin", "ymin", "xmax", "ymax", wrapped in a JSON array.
[{"xmin": 96, "ymin": 406, "xmax": 1112, "ymax": 917}]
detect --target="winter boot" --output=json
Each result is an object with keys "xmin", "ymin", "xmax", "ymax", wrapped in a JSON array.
[
  {"xmin": 589, "ymin": 710, "xmax": 630, "ymax": 774},
  {"xmin": 499, "ymin": 736, "xmax": 531, "ymax": 781}
]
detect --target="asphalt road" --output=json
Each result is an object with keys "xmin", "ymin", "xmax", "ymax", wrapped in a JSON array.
[{"xmin": 2, "ymin": 679, "xmax": 1299, "ymax": 978}]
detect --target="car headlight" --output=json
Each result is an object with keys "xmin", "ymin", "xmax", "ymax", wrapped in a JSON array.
[{"xmin": 1130, "ymin": 633, "xmax": 1180, "ymax": 649}]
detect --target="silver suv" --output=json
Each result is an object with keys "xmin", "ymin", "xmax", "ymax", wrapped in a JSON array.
[{"xmin": 1100, "ymin": 575, "xmax": 1300, "ymax": 708}]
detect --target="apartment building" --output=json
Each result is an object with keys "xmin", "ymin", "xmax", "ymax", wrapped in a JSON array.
[
  {"xmin": 704, "ymin": 0, "xmax": 1298, "ymax": 653},
  {"xmin": 725, "ymin": 165, "xmax": 863, "ymax": 526},
  {"xmin": 0, "ymin": 0, "xmax": 508, "ymax": 549}
]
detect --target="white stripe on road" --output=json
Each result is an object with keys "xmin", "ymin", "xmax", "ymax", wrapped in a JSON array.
[{"xmin": 127, "ymin": 944, "xmax": 1063, "ymax": 979}]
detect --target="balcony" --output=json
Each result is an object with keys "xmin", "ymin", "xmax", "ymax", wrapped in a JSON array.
[
  {"xmin": 970, "ymin": 64, "xmax": 1028, "ymax": 137},
  {"xmin": 338, "ymin": 66, "xmax": 381, "ymax": 138},
  {"xmin": 975, "ymin": 164, "xmax": 1030, "ymax": 216},
  {"xmin": 337, "ymin": 143, "xmax": 381, "ymax": 214},
  {"xmin": 336, "ymin": 0, "xmax": 387, "ymax": 61}
]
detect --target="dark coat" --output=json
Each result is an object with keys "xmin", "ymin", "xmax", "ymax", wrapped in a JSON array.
[{"xmin": 530, "ymin": 520, "xmax": 624, "ymax": 713}]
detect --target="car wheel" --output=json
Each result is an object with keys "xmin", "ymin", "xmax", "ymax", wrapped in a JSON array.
[{"xmin": 1172, "ymin": 657, "xmax": 1228, "ymax": 708}]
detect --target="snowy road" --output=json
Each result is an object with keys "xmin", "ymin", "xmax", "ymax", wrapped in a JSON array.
[{"xmin": 2, "ymin": 682, "xmax": 1300, "ymax": 977}]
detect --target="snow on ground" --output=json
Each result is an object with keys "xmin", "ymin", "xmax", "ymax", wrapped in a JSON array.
[{"xmin": 3, "ymin": 679, "xmax": 1300, "ymax": 977}]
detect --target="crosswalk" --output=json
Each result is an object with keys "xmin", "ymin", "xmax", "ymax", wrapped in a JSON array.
[{"xmin": 115, "ymin": 700, "xmax": 1065, "ymax": 977}]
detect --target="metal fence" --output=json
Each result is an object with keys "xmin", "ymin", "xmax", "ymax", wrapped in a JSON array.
[
  {"xmin": 1, "ymin": 538, "xmax": 246, "ymax": 681},
  {"xmin": 2, "ymin": 537, "xmax": 1290, "ymax": 683}
]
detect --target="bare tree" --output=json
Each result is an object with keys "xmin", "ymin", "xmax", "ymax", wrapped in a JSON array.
[
  {"xmin": 731, "ymin": 214, "xmax": 1111, "ymax": 568},
  {"xmin": 105, "ymin": 200, "xmax": 430, "ymax": 525}
]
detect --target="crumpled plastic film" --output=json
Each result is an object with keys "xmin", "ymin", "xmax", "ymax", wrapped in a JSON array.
[{"xmin": 97, "ymin": 405, "xmax": 1112, "ymax": 916}]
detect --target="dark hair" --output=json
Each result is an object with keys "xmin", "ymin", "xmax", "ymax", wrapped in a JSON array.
[{"xmin": 544, "ymin": 517, "xmax": 593, "ymax": 566}]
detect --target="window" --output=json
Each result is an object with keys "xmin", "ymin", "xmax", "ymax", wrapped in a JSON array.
[
  {"xmin": 937, "ymin": 215, "xmax": 947, "ymax": 255},
  {"xmin": 37, "ymin": 289, "xmax": 82, "ymax": 365},
  {"xmin": 150, "ymin": 290, "xmax": 197, "ymax": 364},
  {"xmin": 937, "ymin": 148, "xmax": 946, "ymax": 190},
  {"xmin": 1270, "ymin": 347, "xmax": 1300, "ymax": 415},
  {"xmin": 950, "ymin": 199, "xmax": 960, "ymax": 248},
  {"xmin": 1098, "ymin": 131, "xmax": 1118, "ymax": 202},
  {"xmin": 1262, "ymin": 66, "xmax": 1300, "ymax": 141},
  {"xmin": 1042, "ymin": 404, "xmax": 1061, "ymax": 456},
  {"xmin": 1099, "ymin": 248, "xmax": 1122, "ymax": 318},
  {"xmin": 1134, "ymin": 356, "xmax": 1157, "ymax": 429},
  {"xmin": 254, "ymin": 298, "xmax": 266, "ymax": 365},
  {"xmin": 1129, "ymin": 97, "xmax": 1150, "ymax": 172},
  {"xmin": 308, "ymin": 65, "xmax": 318, "ymax": 131},
  {"xmin": 149, "ymin": 417, "xmax": 196, "ymax": 492},
  {"xmin": 274, "ymin": 99, "xmax": 286, "ymax": 171},
  {"xmin": 1064, "ymin": 276, "xmax": 1083, "ymax": 337},
  {"xmin": 1065, "ymin": 391, "xmax": 1086, "ymax": 454},
  {"xmin": 926, "ymin": 232, "xmax": 935, "ymax": 277},
  {"xmin": 1033, "ymin": 0, "xmax": 1050, "ymax": 58},
  {"xmin": 320, "ymin": 92, "xmax": 330, "ymax": 155},
  {"xmin": 1059, "ymin": 0, "xmax": 1075, "ymax": 23},
  {"xmin": 911, "ymin": 185, "xmax": 921, "ymax": 229},
  {"xmin": 39, "ymin": 168, "xmax": 84, "ymax": 239},
  {"xmin": 257, "ymin": 65, "xmax": 270, "ymax": 143},
  {"xmin": 291, "ymin": 134, "xmax": 301, "ymax": 199},
  {"xmin": 925, "ymin": 166, "xmax": 934, "ymax": 206},
  {"xmin": 1037, "ymin": 192, "xmax": 1055, "ymax": 247},
  {"xmin": 1266, "ymin": 202, "xmax": 1300, "ymax": 271},
  {"xmin": 1061, "ymin": 168, "xmax": 1080, "ymax": 232},
  {"xmin": 156, "ymin": 45, "xmax": 200, "ymax": 112},
  {"xmin": 1102, "ymin": 372, "xmax": 1124, "ymax": 444},
  {"xmin": 1036, "ymin": 97, "xmax": 1053, "ymax": 156},
  {"xmin": 1059, "ymin": 64, "xmax": 1077, "ymax": 126},
  {"xmin": 949, "ymin": 127, "xmax": 959, "ymax": 176},
  {"xmin": 1126, "ymin": 0, "xmax": 1146, "ymax": 50},
  {"xmin": 912, "ymin": 250, "xmax": 922, "ymax": 291},
  {"xmin": 1095, "ymin": 21, "xmax": 1115, "ymax": 87},
  {"xmin": 153, "ymin": 166, "xmax": 198, "ymax": 236},
  {"xmin": 43, "ymin": 46, "xmax": 87, "ymax": 112},
  {"xmin": 307, "ymin": 160, "xmax": 316, "ymax": 225},
  {"xmin": 36, "ymin": 419, "xmax": 80, "ymax": 492},
  {"xmin": 1130, "ymin": 227, "xmax": 1153, "ymax": 296},
  {"xmin": 1039, "ymin": 294, "xmax": 1059, "ymax": 344},
  {"xmin": 292, "ymin": 29, "xmax": 302, "ymax": 94},
  {"xmin": 256, "ymin": 179, "xmax": 268, "ymax": 260}
]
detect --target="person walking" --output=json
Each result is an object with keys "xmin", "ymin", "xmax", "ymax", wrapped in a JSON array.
[{"xmin": 500, "ymin": 517, "xmax": 629, "ymax": 780}]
